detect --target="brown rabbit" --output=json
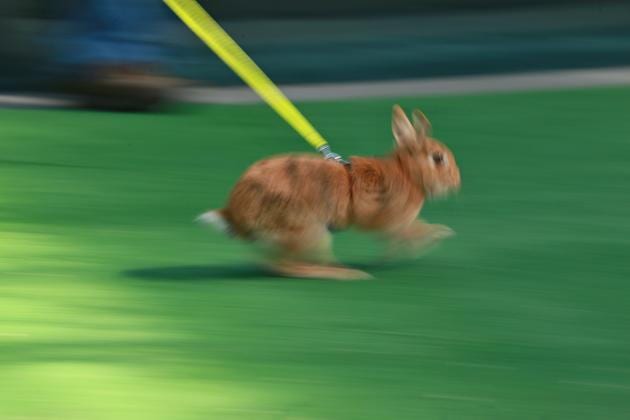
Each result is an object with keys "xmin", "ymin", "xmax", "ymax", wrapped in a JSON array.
[{"xmin": 198, "ymin": 105, "xmax": 461, "ymax": 280}]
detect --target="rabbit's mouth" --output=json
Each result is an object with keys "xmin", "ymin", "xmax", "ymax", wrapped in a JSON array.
[{"xmin": 428, "ymin": 183, "xmax": 459, "ymax": 200}]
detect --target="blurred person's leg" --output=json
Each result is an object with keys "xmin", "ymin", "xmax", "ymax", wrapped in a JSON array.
[{"xmin": 60, "ymin": 0, "xmax": 179, "ymax": 111}]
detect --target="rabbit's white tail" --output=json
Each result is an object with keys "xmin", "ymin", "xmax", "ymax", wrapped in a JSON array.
[{"xmin": 196, "ymin": 210, "xmax": 231, "ymax": 235}]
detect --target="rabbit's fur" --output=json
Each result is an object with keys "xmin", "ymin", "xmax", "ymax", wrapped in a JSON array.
[{"xmin": 199, "ymin": 105, "xmax": 461, "ymax": 280}]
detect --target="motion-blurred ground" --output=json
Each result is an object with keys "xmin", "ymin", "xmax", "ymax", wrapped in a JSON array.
[{"xmin": 1, "ymin": 86, "xmax": 629, "ymax": 419}]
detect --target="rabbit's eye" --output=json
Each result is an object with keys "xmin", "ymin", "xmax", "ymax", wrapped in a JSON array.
[{"xmin": 432, "ymin": 152, "xmax": 445, "ymax": 165}]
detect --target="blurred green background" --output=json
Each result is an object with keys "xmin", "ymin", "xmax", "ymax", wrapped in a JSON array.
[
  {"xmin": 2, "ymin": 0, "xmax": 630, "ymax": 418},
  {"xmin": 2, "ymin": 1, "xmax": 630, "ymax": 89},
  {"xmin": 2, "ymin": 86, "xmax": 630, "ymax": 418}
]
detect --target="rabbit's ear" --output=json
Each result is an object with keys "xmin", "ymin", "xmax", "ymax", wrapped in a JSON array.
[
  {"xmin": 412, "ymin": 109, "xmax": 432, "ymax": 138},
  {"xmin": 392, "ymin": 105, "xmax": 417, "ymax": 148}
]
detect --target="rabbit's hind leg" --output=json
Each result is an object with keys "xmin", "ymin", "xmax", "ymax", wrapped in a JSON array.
[
  {"xmin": 258, "ymin": 226, "xmax": 371, "ymax": 280},
  {"xmin": 271, "ymin": 261, "xmax": 373, "ymax": 281}
]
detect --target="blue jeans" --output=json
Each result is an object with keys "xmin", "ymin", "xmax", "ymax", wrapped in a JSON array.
[{"xmin": 60, "ymin": 0, "xmax": 168, "ymax": 67}]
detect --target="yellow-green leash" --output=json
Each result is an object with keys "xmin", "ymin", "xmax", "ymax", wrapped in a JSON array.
[{"xmin": 164, "ymin": 0, "xmax": 346, "ymax": 163}]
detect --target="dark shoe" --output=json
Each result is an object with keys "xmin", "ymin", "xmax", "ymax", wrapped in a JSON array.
[{"xmin": 66, "ymin": 64, "xmax": 184, "ymax": 112}]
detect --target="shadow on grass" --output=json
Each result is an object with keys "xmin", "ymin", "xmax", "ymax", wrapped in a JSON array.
[
  {"xmin": 123, "ymin": 264, "xmax": 270, "ymax": 281},
  {"xmin": 123, "ymin": 258, "xmax": 419, "ymax": 282}
]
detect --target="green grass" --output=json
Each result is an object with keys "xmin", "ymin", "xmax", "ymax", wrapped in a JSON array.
[{"xmin": 1, "ymin": 86, "xmax": 630, "ymax": 419}]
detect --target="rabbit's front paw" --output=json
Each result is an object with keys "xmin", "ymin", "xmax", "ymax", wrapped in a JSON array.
[
  {"xmin": 428, "ymin": 224, "xmax": 455, "ymax": 240},
  {"xmin": 407, "ymin": 224, "xmax": 455, "ymax": 255}
]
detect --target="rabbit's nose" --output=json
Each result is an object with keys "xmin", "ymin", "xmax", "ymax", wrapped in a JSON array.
[{"xmin": 452, "ymin": 175, "xmax": 461, "ymax": 191}]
